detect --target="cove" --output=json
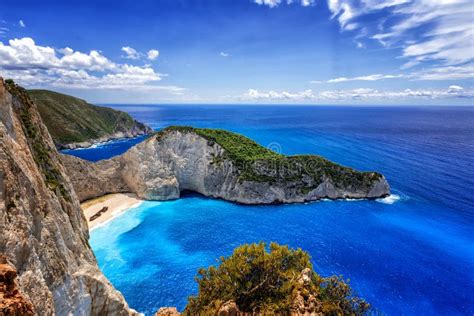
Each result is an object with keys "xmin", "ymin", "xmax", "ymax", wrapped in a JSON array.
[
  {"xmin": 73, "ymin": 105, "xmax": 474, "ymax": 315},
  {"xmin": 90, "ymin": 191, "xmax": 472, "ymax": 315}
]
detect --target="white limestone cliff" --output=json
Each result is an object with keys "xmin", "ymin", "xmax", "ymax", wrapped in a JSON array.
[
  {"xmin": 62, "ymin": 128, "xmax": 390, "ymax": 204},
  {"xmin": 0, "ymin": 79, "xmax": 137, "ymax": 315}
]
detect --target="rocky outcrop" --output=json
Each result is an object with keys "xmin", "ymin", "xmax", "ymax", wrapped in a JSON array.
[
  {"xmin": 217, "ymin": 301, "xmax": 240, "ymax": 316},
  {"xmin": 0, "ymin": 261, "xmax": 35, "ymax": 315},
  {"xmin": 155, "ymin": 307, "xmax": 181, "ymax": 316},
  {"xmin": 0, "ymin": 79, "xmax": 137, "ymax": 315},
  {"xmin": 62, "ymin": 127, "xmax": 390, "ymax": 204},
  {"xmin": 291, "ymin": 268, "xmax": 322, "ymax": 315}
]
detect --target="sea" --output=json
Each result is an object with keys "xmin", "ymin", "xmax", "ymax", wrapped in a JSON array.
[{"xmin": 62, "ymin": 105, "xmax": 474, "ymax": 315}]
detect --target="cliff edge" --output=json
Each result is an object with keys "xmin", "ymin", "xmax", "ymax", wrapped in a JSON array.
[
  {"xmin": 0, "ymin": 79, "xmax": 137, "ymax": 315},
  {"xmin": 62, "ymin": 126, "xmax": 390, "ymax": 204}
]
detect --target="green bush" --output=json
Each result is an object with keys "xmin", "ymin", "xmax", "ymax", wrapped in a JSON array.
[
  {"xmin": 5, "ymin": 79, "xmax": 14, "ymax": 85},
  {"xmin": 184, "ymin": 242, "xmax": 370, "ymax": 315}
]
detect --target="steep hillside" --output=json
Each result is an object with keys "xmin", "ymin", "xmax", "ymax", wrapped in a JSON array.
[
  {"xmin": 0, "ymin": 79, "xmax": 136, "ymax": 314},
  {"xmin": 28, "ymin": 89, "xmax": 152, "ymax": 149}
]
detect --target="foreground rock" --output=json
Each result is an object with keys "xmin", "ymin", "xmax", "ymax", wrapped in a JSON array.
[
  {"xmin": 63, "ymin": 126, "xmax": 390, "ymax": 204},
  {"xmin": 0, "ymin": 261, "xmax": 35, "ymax": 315},
  {"xmin": 155, "ymin": 307, "xmax": 181, "ymax": 316},
  {"xmin": 0, "ymin": 79, "xmax": 136, "ymax": 314}
]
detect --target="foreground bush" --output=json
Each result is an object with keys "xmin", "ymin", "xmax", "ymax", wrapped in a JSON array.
[{"xmin": 184, "ymin": 242, "xmax": 370, "ymax": 315}]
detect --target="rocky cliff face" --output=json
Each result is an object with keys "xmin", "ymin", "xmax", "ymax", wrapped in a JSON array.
[
  {"xmin": 63, "ymin": 127, "xmax": 390, "ymax": 204},
  {"xmin": 0, "ymin": 260, "xmax": 35, "ymax": 315},
  {"xmin": 0, "ymin": 79, "xmax": 137, "ymax": 315}
]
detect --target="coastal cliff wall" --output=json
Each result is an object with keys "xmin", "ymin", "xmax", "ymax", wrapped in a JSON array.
[
  {"xmin": 0, "ymin": 79, "xmax": 137, "ymax": 315},
  {"xmin": 63, "ymin": 127, "xmax": 390, "ymax": 204}
]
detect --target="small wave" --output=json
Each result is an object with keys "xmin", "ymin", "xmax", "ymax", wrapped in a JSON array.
[
  {"xmin": 376, "ymin": 194, "xmax": 401, "ymax": 205},
  {"xmin": 344, "ymin": 198, "xmax": 366, "ymax": 202}
]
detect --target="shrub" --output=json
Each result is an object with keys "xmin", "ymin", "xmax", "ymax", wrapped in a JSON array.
[
  {"xmin": 5, "ymin": 79, "xmax": 14, "ymax": 85},
  {"xmin": 184, "ymin": 242, "xmax": 370, "ymax": 315}
]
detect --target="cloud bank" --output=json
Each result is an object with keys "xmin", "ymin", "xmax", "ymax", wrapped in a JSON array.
[
  {"xmin": 253, "ymin": 0, "xmax": 474, "ymax": 81},
  {"xmin": 242, "ymin": 85, "xmax": 474, "ymax": 102},
  {"xmin": 328, "ymin": 0, "xmax": 474, "ymax": 69},
  {"xmin": 0, "ymin": 37, "xmax": 181, "ymax": 93}
]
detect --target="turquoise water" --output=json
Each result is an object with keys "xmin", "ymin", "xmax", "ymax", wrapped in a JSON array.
[{"xmin": 77, "ymin": 105, "xmax": 474, "ymax": 315}]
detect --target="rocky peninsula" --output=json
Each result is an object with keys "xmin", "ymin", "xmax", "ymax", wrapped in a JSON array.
[
  {"xmin": 62, "ymin": 126, "xmax": 390, "ymax": 204},
  {"xmin": 28, "ymin": 89, "xmax": 152, "ymax": 149}
]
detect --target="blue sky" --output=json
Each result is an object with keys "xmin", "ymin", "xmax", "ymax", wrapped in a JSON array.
[{"xmin": 0, "ymin": 0, "xmax": 473, "ymax": 104}]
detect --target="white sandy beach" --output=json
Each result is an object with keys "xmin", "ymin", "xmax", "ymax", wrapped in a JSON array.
[{"xmin": 81, "ymin": 193, "xmax": 144, "ymax": 230}]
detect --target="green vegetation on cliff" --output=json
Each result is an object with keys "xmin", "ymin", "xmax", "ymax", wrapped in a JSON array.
[
  {"xmin": 185, "ymin": 242, "xmax": 370, "ymax": 315},
  {"xmin": 28, "ymin": 89, "xmax": 151, "ymax": 146},
  {"xmin": 157, "ymin": 126, "xmax": 383, "ymax": 192},
  {"xmin": 161, "ymin": 126, "xmax": 282, "ymax": 161},
  {"xmin": 5, "ymin": 81, "xmax": 69, "ymax": 200}
]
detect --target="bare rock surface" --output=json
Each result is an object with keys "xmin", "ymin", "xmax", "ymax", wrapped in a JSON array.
[
  {"xmin": 0, "ymin": 79, "xmax": 137, "ymax": 315},
  {"xmin": 0, "ymin": 261, "xmax": 35, "ymax": 315},
  {"xmin": 63, "ymin": 128, "xmax": 390, "ymax": 204},
  {"xmin": 155, "ymin": 307, "xmax": 181, "ymax": 316}
]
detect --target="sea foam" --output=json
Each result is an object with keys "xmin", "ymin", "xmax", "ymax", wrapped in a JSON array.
[{"xmin": 376, "ymin": 194, "xmax": 401, "ymax": 205}]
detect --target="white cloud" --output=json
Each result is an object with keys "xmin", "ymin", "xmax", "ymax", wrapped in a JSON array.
[
  {"xmin": 241, "ymin": 85, "xmax": 474, "ymax": 101},
  {"xmin": 19, "ymin": 20, "xmax": 26, "ymax": 28},
  {"xmin": 312, "ymin": 73, "xmax": 405, "ymax": 84},
  {"xmin": 254, "ymin": 0, "xmax": 473, "ymax": 73},
  {"xmin": 0, "ymin": 37, "xmax": 183, "ymax": 93},
  {"xmin": 0, "ymin": 37, "xmax": 59, "ymax": 69},
  {"xmin": 328, "ymin": 0, "xmax": 409, "ymax": 29},
  {"xmin": 147, "ymin": 49, "xmax": 159, "ymax": 60},
  {"xmin": 327, "ymin": 0, "xmax": 474, "ymax": 68},
  {"xmin": 254, "ymin": 0, "xmax": 281, "ymax": 8},
  {"xmin": 314, "ymin": 63, "xmax": 474, "ymax": 83},
  {"xmin": 61, "ymin": 50, "xmax": 115, "ymax": 71},
  {"xmin": 448, "ymin": 85, "xmax": 463, "ymax": 93},
  {"xmin": 121, "ymin": 46, "xmax": 140, "ymax": 60},
  {"xmin": 122, "ymin": 46, "xmax": 160, "ymax": 61},
  {"xmin": 254, "ymin": 0, "xmax": 315, "ymax": 8},
  {"xmin": 410, "ymin": 64, "xmax": 474, "ymax": 81},
  {"xmin": 244, "ymin": 88, "xmax": 314, "ymax": 99},
  {"xmin": 300, "ymin": 0, "xmax": 315, "ymax": 6},
  {"xmin": 220, "ymin": 52, "xmax": 230, "ymax": 57}
]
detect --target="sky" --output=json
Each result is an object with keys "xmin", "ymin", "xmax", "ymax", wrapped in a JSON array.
[{"xmin": 0, "ymin": 0, "xmax": 473, "ymax": 105}]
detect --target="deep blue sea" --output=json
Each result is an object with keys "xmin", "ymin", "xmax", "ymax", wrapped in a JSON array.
[{"xmin": 65, "ymin": 105, "xmax": 474, "ymax": 315}]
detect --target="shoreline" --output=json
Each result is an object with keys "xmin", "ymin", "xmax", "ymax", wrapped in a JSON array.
[
  {"xmin": 81, "ymin": 193, "xmax": 144, "ymax": 230},
  {"xmin": 58, "ymin": 132, "xmax": 150, "ymax": 150},
  {"xmin": 79, "ymin": 190, "xmax": 401, "ymax": 231}
]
